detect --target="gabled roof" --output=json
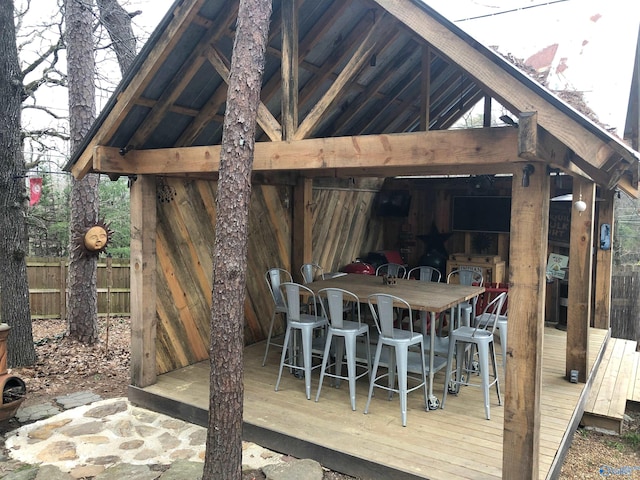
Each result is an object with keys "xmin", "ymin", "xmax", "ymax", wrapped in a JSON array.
[{"xmin": 64, "ymin": 0, "xmax": 639, "ymax": 196}]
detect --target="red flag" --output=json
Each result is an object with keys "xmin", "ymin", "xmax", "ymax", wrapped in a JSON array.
[{"xmin": 29, "ymin": 177, "xmax": 42, "ymax": 206}]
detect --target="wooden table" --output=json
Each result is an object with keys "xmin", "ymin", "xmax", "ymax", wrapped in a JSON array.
[{"xmin": 307, "ymin": 273, "xmax": 485, "ymax": 408}]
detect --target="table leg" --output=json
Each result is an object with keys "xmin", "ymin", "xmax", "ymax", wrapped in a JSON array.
[{"xmin": 427, "ymin": 311, "xmax": 439, "ymax": 409}]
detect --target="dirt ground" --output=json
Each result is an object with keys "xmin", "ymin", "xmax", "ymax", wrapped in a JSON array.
[{"xmin": 3, "ymin": 318, "xmax": 640, "ymax": 479}]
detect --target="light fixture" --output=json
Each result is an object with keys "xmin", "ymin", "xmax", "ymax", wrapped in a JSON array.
[
  {"xmin": 574, "ymin": 185, "xmax": 587, "ymax": 213},
  {"xmin": 574, "ymin": 194, "xmax": 587, "ymax": 213},
  {"xmin": 522, "ymin": 164, "xmax": 534, "ymax": 187},
  {"xmin": 500, "ymin": 115, "xmax": 518, "ymax": 127}
]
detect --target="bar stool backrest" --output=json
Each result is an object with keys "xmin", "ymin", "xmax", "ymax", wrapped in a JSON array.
[{"xmin": 367, "ymin": 293, "xmax": 413, "ymax": 339}]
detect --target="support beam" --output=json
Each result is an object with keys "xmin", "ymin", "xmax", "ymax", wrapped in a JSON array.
[
  {"xmin": 130, "ymin": 175, "xmax": 158, "ymax": 388},
  {"xmin": 281, "ymin": 0, "xmax": 298, "ymax": 141},
  {"xmin": 483, "ymin": 96, "xmax": 491, "ymax": 128},
  {"xmin": 70, "ymin": 0, "xmax": 209, "ymax": 179},
  {"xmin": 293, "ymin": 12, "xmax": 388, "ymax": 140},
  {"xmin": 420, "ymin": 46, "xmax": 431, "ymax": 130},
  {"xmin": 517, "ymin": 112, "xmax": 538, "ymax": 159},
  {"xmin": 566, "ymin": 177, "xmax": 595, "ymax": 383},
  {"xmin": 205, "ymin": 47, "xmax": 282, "ymax": 141},
  {"xmin": 371, "ymin": 0, "xmax": 633, "ymax": 172},
  {"xmin": 94, "ymin": 127, "xmax": 524, "ymax": 176},
  {"xmin": 593, "ymin": 189, "xmax": 615, "ymax": 329},
  {"xmin": 517, "ymin": 112, "xmax": 601, "ymax": 181},
  {"xmin": 292, "ymin": 177, "xmax": 313, "ymax": 283},
  {"xmin": 503, "ymin": 162, "xmax": 548, "ymax": 480}
]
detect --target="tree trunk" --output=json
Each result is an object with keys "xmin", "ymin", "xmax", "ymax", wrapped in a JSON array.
[
  {"xmin": 0, "ymin": 0, "xmax": 36, "ymax": 367},
  {"xmin": 202, "ymin": 0, "xmax": 272, "ymax": 478},
  {"xmin": 96, "ymin": 0, "xmax": 137, "ymax": 73},
  {"xmin": 66, "ymin": 0, "xmax": 100, "ymax": 344}
]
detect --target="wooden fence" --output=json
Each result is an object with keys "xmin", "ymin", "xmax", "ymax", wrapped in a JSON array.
[
  {"xmin": 611, "ymin": 265, "xmax": 640, "ymax": 344},
  {"xmin": 15, "ymin": 258, "xmax": 640, "ymax": 333},
  {"xmin": 25, "ymin": 257, "xmax": 130, "ymax": 319}
]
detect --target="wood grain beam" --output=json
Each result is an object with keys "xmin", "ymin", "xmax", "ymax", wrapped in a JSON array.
[
  {"xmin": 517, "ymin": 112, "xmax": 606, "ymax": 180},
  {"xmin": 173, "ymin": 82, "xmax": 228, "ymax": 147},
  {"xmin": 503, "ymin": 162, "xmax": 549, "ymax": 480},
  {"xmin": 297, "ymin": 12, "xmax": 376, "ymax": 113},
  {"xmin": 205, "ymin": 47, "xmax": 282, "ymax": 141},
  {"xmin": 130, "ymin": 174, "xmax": 158, "ymax": 388},
  {"xmin": 328, "ymin": 31, "xmax": 411, "ymax": 135},
  {"xmin": 259, "ymin": 1, "xmax": 350, "ymax": 116},
  {"xmin": 371, "ymin": 0, "xmax": 637, "ymax": 182},
  {"xmin": 593, "ymin": 189, "xmax": 615, "ymax": 329},
  {"xmin": 566, "ymin": 177, "xmax": 595, "ymax": 383},
  {"xmin": 293, "ymin": 12, "xmax": 390, "ymax": 140},
  {"xmin": 128, "ymin": 8, "xmax": 239, "ymax": 149},
  {"xmin": 281, "ymin": 0, "xmax": 298, "ymax": 141},
  {"xmin": 420, "ymin": 46, "xmax": 431, "ymax": 130},
  {"xmin": 93, "ymin": 127, "xmax": 523, "ymax": 175},
  {"xmin": 292, "ymin": 177, "xmax": 312, "ymax": 283},
  {"xmin": 71, "ymin": 0, "xmax": 209, "ymax": 179}
]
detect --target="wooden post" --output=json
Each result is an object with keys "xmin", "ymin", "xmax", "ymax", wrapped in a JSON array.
[
  {"xmin": 292, "ymin": 177, "xmax": 313, "ymax": 283},
  {"xmin": 566, "ymin": 177, "xmax": 595, "ymax": 382},
  {"xmin": 420, "ymin": 45, "xmax": 431, "ymax": 130},
  {"xmin": 130, "ymin": 175, "xmax": 157, "ymax": 388},
  {"xmin": 593, "ymin": 189, "xmax": 614, "ymax": 329},
  {"xmin": 483, "ymin": 95, "xmax": 492, "ymax": 127},
  {"xmin": 59, "ymin": 258, "xmax": 66, "ymax": 320},
  {"xmin": 503, "ymin": 162, "xmax": 549, "ymax": 480},
  {"xmin": 282, "ymin": 1, "xmax": 307, "ymax": 282},
  {"xmin": 281, "ymin": 0, "xmax": 298, "ymax": 141},
  {"xmin": 105, "ymin": 254, "xmax": 112, "ymax": 354}
]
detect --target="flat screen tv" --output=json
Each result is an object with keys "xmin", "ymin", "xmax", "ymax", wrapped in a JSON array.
[{"xmin": 451, "ymin": 196, "xmax": 511, "ymax": 233}]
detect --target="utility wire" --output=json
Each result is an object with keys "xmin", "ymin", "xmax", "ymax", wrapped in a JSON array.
[{"xmin": 454, "ymin": 0, "xmax": 571, "ymax": 22}]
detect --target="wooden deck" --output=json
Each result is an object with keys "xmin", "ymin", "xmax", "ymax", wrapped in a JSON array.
[
  {"xmin": 129, "ymin": 327, "xmax": 608, "ymax": 480},
  {"xmin": 583, "ymin": 337, "xmax": 639, "ymax": 433}
]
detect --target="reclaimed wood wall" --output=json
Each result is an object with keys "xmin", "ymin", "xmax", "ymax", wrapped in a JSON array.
[{"xmin": 154, "ymin": 177, "xmax": 384, "ymax": 374}]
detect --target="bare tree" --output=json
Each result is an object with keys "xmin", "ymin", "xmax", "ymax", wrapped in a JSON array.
[
  {"xmin": 0, "ymin": 0, "xmax": 36, "ymax": 366},
  {"xmin": 202, "ymin": 0, "xmax": 272, "ymax": 477},
  {"xmin": 65, "ymin": 0, "xmax": 100, "ymax": 344},
  {"xmin": 96, "ymin": 0, "xmax": 138, "ymax": 73}
]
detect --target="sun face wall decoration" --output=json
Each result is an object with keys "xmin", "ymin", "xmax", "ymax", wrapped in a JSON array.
[{"xmin": 73, "ymin": 220, "xmax": 113, "ymax": 257}]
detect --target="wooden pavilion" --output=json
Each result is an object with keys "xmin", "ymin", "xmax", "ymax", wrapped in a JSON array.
[{"xmin": 64, "ymin": 0, "xmax": 640, "ymax": 478}]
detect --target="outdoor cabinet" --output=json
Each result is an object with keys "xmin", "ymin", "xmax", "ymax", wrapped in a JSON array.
[{"xmin": 446, "ymin": 253, "xmax": 506, "ymax": 284}]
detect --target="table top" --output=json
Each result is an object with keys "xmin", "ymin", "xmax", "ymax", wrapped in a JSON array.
[{"xmin": 307, "ymin": 273, "xmax": 484, "ymax": 313}]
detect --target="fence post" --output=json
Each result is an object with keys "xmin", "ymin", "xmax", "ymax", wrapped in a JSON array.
[{"xmin": 59, "ymin": 258, "xmax": 67, "ymax": 321}]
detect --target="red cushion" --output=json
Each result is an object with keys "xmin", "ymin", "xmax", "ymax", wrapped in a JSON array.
[{"xmin": 382, "ymin": 250, "xmax": 404, "ymax": 265}]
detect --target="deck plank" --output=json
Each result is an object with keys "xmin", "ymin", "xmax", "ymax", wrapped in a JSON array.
[
  {"xmin": 131, "ymin": 327, "xmax": 607, "ymax": 480},
  {"xmin": 582, "ymin": 337, "xmax": 637, "ymax": 433},
  {"xmin": 628, "ymin": 352, "xmax": 640, "ymax": 403}
]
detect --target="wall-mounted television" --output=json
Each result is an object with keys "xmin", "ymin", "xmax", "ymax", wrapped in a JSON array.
[{"xmin": 451, "ymin": 196, "xmax": 511, "ymax": 233}]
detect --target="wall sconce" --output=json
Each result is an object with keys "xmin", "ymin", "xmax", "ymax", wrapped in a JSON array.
[{"xmin": 522, "ymin": 164, "xmax": 534, "ymax": 187}]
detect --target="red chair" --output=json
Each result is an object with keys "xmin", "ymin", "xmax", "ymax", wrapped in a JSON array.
[{"xmin": 475, "ymin": 283, "xmax": 508, "ymax": 317}]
